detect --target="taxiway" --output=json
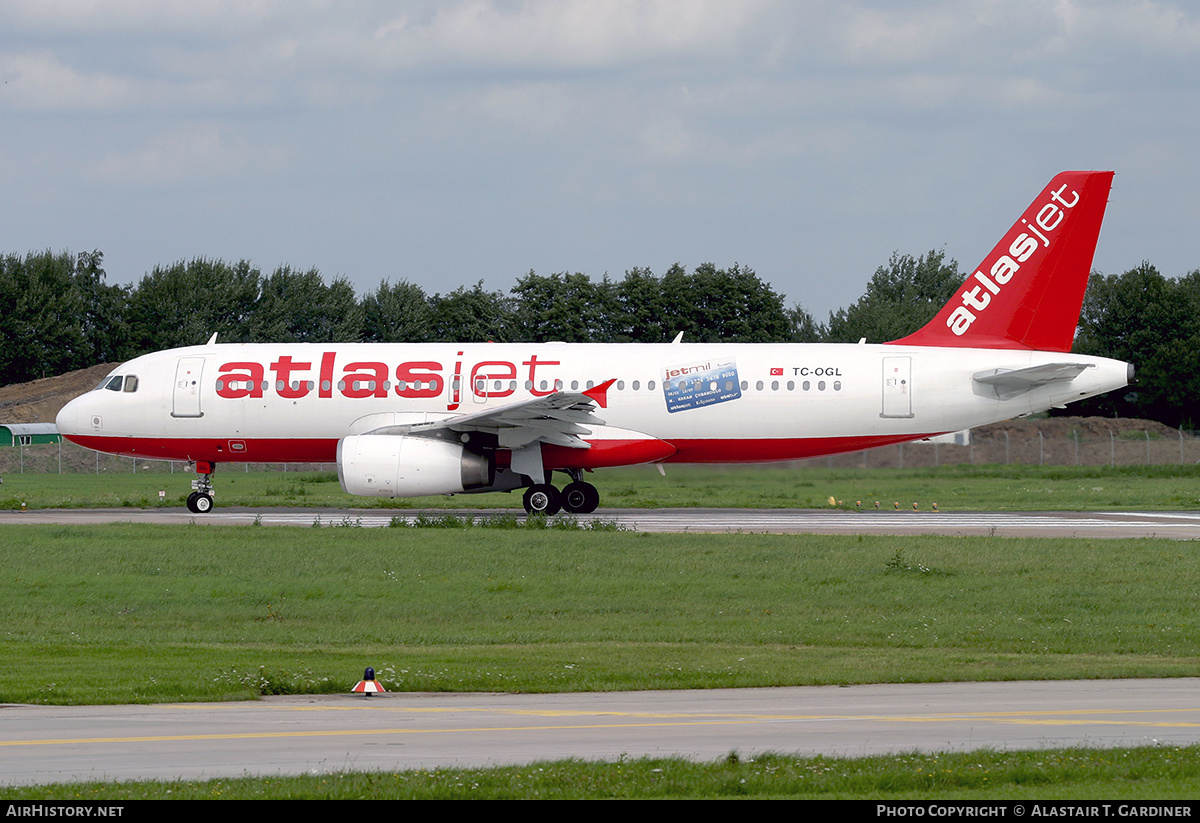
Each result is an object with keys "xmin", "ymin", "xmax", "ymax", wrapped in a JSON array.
[
  {"xmin": 3, "ymin": 679, "xmax": 1199, "ymax": 786},
  {"xmin": 3, "ymin": 506, "xmax": 1200, "ymax": 538}
]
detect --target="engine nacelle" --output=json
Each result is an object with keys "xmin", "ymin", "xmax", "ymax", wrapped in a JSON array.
[{"xmin": 337, "ymin": 434, "xmax": 493, "ymax": 498}]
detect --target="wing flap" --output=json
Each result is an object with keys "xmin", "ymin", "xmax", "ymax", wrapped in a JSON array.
[{"xmin": 364, "ymin": 380, "xmax": 616, "ymax": 451}]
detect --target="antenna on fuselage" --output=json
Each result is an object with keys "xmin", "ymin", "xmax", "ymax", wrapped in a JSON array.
[
  {"xmin": 206, "ymin": 333, "xmax": 218, "ymax": 345},
  {"xmin": 671, "ymin": 331, "xmax": 684, "ymax": 344}
]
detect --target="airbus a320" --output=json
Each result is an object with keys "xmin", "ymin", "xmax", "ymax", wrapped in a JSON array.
[{"xmin": 56, "ymin": 171, "xmax": 1132, "ymax": 515}]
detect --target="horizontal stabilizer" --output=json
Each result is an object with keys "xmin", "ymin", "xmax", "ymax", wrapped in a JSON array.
[{"xmin": 973, "ymin": 362, "xmax": 1093, "ymax": 400}]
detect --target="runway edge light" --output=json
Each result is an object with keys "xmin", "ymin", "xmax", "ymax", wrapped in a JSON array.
[{"xmin": 352, "ymin": 666, "xmax": 385, "ymax": 695}]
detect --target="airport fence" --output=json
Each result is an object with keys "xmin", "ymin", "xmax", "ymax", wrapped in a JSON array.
[
  {"xmin": 0, "ymin": 439, "xmax": 336, "ymax": 476},
  {"xmin": 795, "ymin": 425, "xmax": 1200, "ymax": 469}
]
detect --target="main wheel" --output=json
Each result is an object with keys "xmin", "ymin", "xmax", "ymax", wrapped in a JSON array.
[
  {"xmin": 561, "ymin": 481, "xmax": 600, "ymax": 514},
  {"xmin": 523, "ymin": 484, "xmax": 561, "ymax": 515}
]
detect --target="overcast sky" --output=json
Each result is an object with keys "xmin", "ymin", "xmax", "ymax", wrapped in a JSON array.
[{"xmin": 3, "ymin": 0, "xmax": 1199, "ymax": 321}]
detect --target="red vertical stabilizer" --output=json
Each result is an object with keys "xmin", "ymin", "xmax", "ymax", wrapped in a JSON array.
[{"xmin": 889, "ymin": 171, "xmax": 1113, "ymax": 352}]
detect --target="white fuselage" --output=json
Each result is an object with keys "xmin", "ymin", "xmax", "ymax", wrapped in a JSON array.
[{"xmin": 56, "ymin": 341, "xmax": 1131, "ymax": 468}]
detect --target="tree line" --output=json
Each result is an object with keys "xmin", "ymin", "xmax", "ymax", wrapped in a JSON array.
[{"xmin": 1, "ymin": 249, "xmax": 1196, "ymax": 428}]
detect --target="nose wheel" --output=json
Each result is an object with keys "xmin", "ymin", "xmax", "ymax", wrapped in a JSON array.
[
  {"xmin": 186, "ymin": 491, "xmax": 214, "ymax": 513},
  {"xmin": 186, "ymin": 461, "xmax": 216, "ymax": 513}
]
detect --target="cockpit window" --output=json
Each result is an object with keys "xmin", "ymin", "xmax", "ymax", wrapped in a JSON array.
[{"xmin": 93, "ymin": 374, "xmax": 138, "ymax": 393}]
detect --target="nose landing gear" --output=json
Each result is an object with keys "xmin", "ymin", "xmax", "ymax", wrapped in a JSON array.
[{"xmin": 185, "ymin": 461, "xmax": 216, "ymax": 513}]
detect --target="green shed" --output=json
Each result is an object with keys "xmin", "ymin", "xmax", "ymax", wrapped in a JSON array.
[{"xmin": 1, "ymin": 423, "xmax": 61, "ymax": 446}]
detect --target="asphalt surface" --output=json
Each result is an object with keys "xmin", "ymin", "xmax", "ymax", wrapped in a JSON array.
[
  {"xmin": 4, "ymin": 506, "xmax": 1200, "ymax": 538},
  {"xmin": 3, "ymin": 679, "xmax": 1200, "ymax": 786}
]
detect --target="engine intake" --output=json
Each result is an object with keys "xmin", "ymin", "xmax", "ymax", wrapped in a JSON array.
[{"xmin": 337, "ymin": 434, "xmax": 493, "ymax": 498}]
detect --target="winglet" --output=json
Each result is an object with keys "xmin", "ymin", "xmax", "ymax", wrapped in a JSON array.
[
  {"xmin": 583, "ymin": 378, "xmax": 617, "ymax": 409},
  {"xmin": 889, "ymin": 171, "xmax": 1114, "ymax": 352}
]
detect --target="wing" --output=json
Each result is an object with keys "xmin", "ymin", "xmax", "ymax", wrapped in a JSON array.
[{"xmin": 369, "ymin": 378, "xmax": 616, "ymax": 451}]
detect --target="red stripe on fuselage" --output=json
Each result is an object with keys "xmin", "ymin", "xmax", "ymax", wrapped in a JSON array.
[{"xmin": 63, "ymin": 432, "xmax": 941, "ymax": 467}]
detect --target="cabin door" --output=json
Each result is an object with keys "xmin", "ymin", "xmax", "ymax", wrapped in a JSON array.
[
  {"xmin": 172, "ymin": 357, "xmax": 205, "ymax": 418},
  {"xmin": 881, "ymin": 356, "xmax": 913, "ymax": 419}
]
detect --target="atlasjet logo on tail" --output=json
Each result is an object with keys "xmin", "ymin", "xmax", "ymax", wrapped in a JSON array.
[{"xmin": 946, "ymin": 182, "xmax": 1080, "ymax": 336}]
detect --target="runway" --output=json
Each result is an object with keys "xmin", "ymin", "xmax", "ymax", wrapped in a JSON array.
[
  {"xmin": 4, "ymin": 506, "xmax": 1200, "ymax": 538},
  {"xmin": 3, "ymin": 679, "xmax": 1200, "ymax": 786}
]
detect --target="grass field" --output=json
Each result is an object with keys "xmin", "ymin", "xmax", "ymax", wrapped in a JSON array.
[
  {"xmin": 5, "ymin": 747, "xmax": 1200, "ymax": 799},
  {"xmin": 3, "ymin": 523, "xmax": 1199, "ymax": 704},
  {"xmin": 2, "ymin": 462, "xmax": 1200, "ymax": 511}
]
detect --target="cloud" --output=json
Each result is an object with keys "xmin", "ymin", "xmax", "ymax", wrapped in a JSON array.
[
  {"xmin": 3, "ymin": 0, "xmax": 1200, "ymax": 313},
  {"xmin": 92, "ymin": 124, "xmax": 287, "ymax": 186},
  {"xmin": 0, "ymin": 52, "xmax": 143, "ymax": 112},
  {"xmin": 370, "ymin": 0, "xmax": 772, "ymax": 69}
]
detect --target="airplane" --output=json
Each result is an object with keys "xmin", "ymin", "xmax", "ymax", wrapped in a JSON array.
[{"xmin": 55, "ymin": 171, "xmax": 1132, "ymax": 515}]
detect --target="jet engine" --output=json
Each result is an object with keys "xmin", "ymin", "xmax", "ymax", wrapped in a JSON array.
[{"xmin": 337, "ymin": 434, "xmax": 494, "ymax": 497}]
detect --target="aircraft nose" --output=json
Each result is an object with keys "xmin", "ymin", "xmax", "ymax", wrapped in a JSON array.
[{"xmin": 55, "ymin": 396, "xmax": 80, "ymax": 436}]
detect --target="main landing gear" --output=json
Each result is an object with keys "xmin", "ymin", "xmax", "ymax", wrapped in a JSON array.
[
  {"xmin": 186, "ymin": 461, "xmax": 216, "ymax": 513},
  {"xmin": 522, "ymin": 471, "xmax": 600, "ymax": 516}
]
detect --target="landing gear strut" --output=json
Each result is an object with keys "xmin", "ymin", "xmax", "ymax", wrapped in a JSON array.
[
  {"xmin": 186, "ymin": 461, "xmax": 216, "ymax": 513},
  {"xmin": 521, "ymin": 470, "xmax": 600, "ymax": 515}
]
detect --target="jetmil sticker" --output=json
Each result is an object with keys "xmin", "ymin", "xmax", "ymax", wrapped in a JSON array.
[{"xmin": 662, "ymin": 359, "xmax": 742, "ymax": 413}]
